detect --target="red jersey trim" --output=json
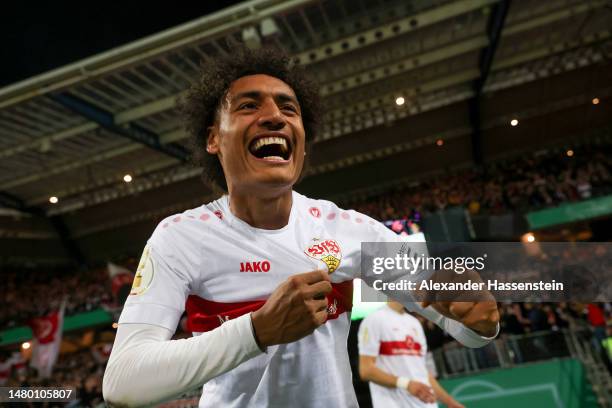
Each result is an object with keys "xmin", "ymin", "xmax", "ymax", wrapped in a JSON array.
[
  {"xmin": 186, "ymin": 280, "xmax": 354, "ymax": 332},
  {"xmin": 378, "ymin": 336, "xmax": 423, "ymax": 356}
]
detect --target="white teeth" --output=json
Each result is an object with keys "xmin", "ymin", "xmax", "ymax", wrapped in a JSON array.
[
  {"xmin": 263, "ymin": 156, "xmax": 285, "ymax": 161},
  {"xmin": 252, "ymin": 137, "xmax": 288, "ymax": 152}
]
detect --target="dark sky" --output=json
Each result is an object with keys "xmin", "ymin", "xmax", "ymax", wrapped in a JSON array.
[{"xmin": 1, "ymin": 1, "xmax": 244, "ymax": 87}]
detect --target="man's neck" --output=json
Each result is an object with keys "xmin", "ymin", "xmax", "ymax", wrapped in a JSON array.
[
  {"xmin": 228, "ymin": 189, "xmax": 293, "ymax": 230},
  {"xmin": 387, "ymin": 302, "xmax": 406, "ymax": 314}
]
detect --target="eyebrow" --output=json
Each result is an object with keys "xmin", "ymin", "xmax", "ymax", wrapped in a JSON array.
[{"xmin": 231, "ymin": 91, "xmax": 299, "ymax": 106}]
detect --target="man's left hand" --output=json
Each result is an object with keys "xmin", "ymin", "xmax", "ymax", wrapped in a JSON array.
[{"xmin": 421, "ymin": 269, "xmax": 499, "ymax": 337}]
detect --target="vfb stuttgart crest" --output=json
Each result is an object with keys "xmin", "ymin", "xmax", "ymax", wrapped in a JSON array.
[{"xmin": 304, "ymin": 238, "xmax": 342, "ymax": 274}]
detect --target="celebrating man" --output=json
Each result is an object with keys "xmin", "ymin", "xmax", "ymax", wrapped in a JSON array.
[{"xmin": 103, "ymin": 47, "xmax": 498, "ymax": 407}]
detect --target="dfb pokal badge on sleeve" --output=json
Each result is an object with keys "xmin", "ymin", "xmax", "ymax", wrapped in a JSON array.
[
  {"xmin": 130, "ymin": 244, "xmax": 155, "ymax": 296},
  {"xmin": 304, "ymin": 238, "xmax": 342, "ymax": 274}
]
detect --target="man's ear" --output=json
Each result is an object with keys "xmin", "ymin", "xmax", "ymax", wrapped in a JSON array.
[{"xmin": 206, "ymin": 126, "xmax": 220, "ymax": 155}]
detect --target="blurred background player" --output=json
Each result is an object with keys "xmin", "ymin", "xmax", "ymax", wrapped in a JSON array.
[{"xmin": 359, "ymin": 300, "xmax": 465, "ymax": 408}]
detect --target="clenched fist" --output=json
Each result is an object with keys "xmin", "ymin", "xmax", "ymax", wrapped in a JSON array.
[
  {"xmin": 421, "ymin": 269, "xmax": 499, "ymax": 337},
  {"xmin": 251, "ymin": 269, "xmax": 332, "ymax": 347}
]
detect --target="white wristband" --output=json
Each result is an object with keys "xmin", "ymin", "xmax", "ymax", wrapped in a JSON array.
[{"xmin": 396, "ymin": 377, "xmax": 410, "ymax": 390}]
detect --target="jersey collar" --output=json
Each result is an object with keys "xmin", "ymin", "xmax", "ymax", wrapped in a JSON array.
[{"xmin": 222, "ymin": 191, "xmax": 298, "ymax": 235}]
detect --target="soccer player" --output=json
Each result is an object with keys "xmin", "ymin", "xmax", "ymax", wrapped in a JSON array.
[
  {"xmin": 359, "ymin": 301, "xmax": 465, "ymax": 408},
  {"xmin": 102, "ymin": 47, "xmax": 499, "ymax": 407}
]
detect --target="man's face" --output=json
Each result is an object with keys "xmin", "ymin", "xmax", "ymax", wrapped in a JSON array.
[{"xmin": 207, "ymin": 74, "xmax": 306, "ymax": 195}]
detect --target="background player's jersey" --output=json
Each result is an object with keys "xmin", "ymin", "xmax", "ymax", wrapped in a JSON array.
[
  {"xmin": 119, "ymin": 191, "xmax": 410, "ymax": 407},
  {"xmin": 358, "ymin": 306, "xmax": 438, "ymax": 408}
]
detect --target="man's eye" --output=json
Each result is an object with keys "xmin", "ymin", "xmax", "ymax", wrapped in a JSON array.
[
  {"xmin": 281, "ymin": 105, "xmax": 298, "ymax": 112},
  {"xmin": 238, "ymin": 102, "xmax": 257, "ymax": 110}
]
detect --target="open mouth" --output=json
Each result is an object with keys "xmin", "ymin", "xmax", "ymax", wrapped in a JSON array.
[{"xmin": 248, "ymin": 136, "xmax": 292, "ymax": 162}]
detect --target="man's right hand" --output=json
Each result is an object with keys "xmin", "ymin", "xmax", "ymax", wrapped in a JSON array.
[
  {"xmin": 251, "ymin": 269, "xmax": 332, "ymax": 348},
  {"xmin": 407, "ymin": 380, "xmax": 436, "ymax": 404}
]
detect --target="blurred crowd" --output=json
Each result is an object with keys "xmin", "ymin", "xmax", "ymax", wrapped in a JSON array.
[
  {"xmin": 351, "ymin": 144, "xmax": 612, "ymax": 220},
  {"xmin": 1, "ymin": 346, "xmax": 108, "ymax": 408},
  {"xmin": 416, "ymin": 302, "xmax": 612, "ymax": 375},
  {"xmin": 0, "ymin": 268, "xmax": 112, "ymax": 330},
  {"xmin": 417, "ymin": 302, "xmax": 611, "ymax": 349}
]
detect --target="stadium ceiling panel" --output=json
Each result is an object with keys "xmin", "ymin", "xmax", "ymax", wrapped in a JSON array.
[{"xmin": 0, "ymin": 0, "xmax": 610, "ymax": 264}]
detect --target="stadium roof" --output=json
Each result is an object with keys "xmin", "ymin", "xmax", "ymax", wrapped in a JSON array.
[{"xmin": 1, "ymin": 0, "xmax": 611, "ymax": 266}]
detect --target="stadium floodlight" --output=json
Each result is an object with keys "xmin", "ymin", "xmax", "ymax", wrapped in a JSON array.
[
  {"xmin": 260, "ymin": 18, "xmax": 280, "ymax": 37},
  {"xmin": 49, "ymin": 196, "xmax": 59, "ymax": 204},
  {"xmin": 22, "ymin": 342, "xmax": 31, "ymax": 350},
  {"xmin": 242, "ymin": 26, "xmax": 261, "ymax": 49},
  {"xmin": 123, "ymin": 174, "xmax": 133, "ymax": 183},
  {"xmin": 510, "ymin": 118, "xmax": 519, "ymax": 126},
  {"xmin": 39, "ymin": 139, "xmax": 51, "ymax": 153},
  {"xmin": 522, "ymin": 232, "xmax": 536, "ymax": 243},
  {"xmin": 395, "ymin": 96, "xmax": 405, "ymax": 106}
]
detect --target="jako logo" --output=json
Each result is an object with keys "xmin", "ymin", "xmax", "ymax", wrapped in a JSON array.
[{"xmin": 240, "ymin": 261, "xmax": 271, "ymax": 272}]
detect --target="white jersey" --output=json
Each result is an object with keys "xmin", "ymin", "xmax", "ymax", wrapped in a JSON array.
[
  {"xmin": 358, "ymin": 306, "xmax": 437, "ymax": 408},
  {"xmin": 120, "ymin": 191, "xmax": 406, "ymax": 407}
]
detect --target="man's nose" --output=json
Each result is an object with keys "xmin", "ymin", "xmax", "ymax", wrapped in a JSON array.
[{"xmin": 257, "ymin": 101, "xmax": 286, "ymax": 130}]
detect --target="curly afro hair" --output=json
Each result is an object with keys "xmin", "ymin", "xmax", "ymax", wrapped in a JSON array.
[{"xmin": 179, "ymin": 46, "xmax": 321, "ymax": 193}]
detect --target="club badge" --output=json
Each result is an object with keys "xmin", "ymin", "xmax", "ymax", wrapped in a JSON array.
[{"xmin": 304, "ymin": 238, "xmax": 342, "ymax": 274}]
